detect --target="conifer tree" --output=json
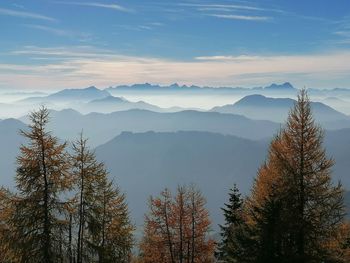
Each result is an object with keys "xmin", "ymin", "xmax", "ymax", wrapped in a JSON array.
[
  {"xmin": 216, "ymin": 184, "xmax": 247, "ymax": 262},
  {"xmin": 12, "ymin": 107, "xmax": 71, "ymax": 263},
  {"xmin": 247, "ymin": 90, "xmax": 345, "ymax": 262},
  {"xmin": 71, "ymin": 134, "xmax": 106, "ymax": 262},
  {"xmin": 0, "ymin": 187, "xmax": 18, "ymax": 262},
  {"xmin": 90, "ymin": 178, "xmax": 133, "ymax": 262},
  {"xmin": 71, "ymin": 133, "xmax": 133, "ymax": 262},
  {"xmin": 139, "ymin": 185, "xmax": 215, "ymax": 263}
]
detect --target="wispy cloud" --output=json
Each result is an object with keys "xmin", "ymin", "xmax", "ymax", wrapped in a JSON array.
[
  {"xmin": 12, "ymin": 3, "xmax": 24, "ymax": 9},
  {"xmin": 178, "ymin": 3, "xmax": 268, "ymax": 12},
  {"xmin": 10, "ymin": 46, "xmax": 114, "ymax": 59},
  {"xmin": 54, "ymin": 1, "xmax": 132, "ymax": 12},
  {"xmin": 195, "ymin": 55, "xmax": 261, "ymax": 61},
  {"xmin": 114, "ymin": 22, "xmax": 164, "ymax": 31},
  {"xmin": 197, "ymin": 7, "xmax": 234, "ymax": 12},
  {"xmin": 3, "ymin": 46, "xmax": 350, "ymax": 90},
  {"xmin": 208, "ymin": 14, "xmax": 271, "ymax": 21},
  {"xmin": 0, "ymin": 7, "xmax": 56, "ymax": 21},
  {"xmin": 177, "ymin": 2, "xmax": 278, "ymax": 22},
  {"xmin": 24, "ymin": 25, "xmax": 93, "ymax": 41},
  {"xmin": 24, "ymin": 25, "xmax": 73, "ymax": 37}
]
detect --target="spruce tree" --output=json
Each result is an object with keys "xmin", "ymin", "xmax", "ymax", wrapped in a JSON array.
[
  {"xmin": 216, "ymin": 184, "xmax": 244, "ymax": 262},
  {"xmin": 12, "ymin": 107, "xmax": 71, "ymax": 263}
]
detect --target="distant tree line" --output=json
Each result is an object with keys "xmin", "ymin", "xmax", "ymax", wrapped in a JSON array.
[{"xmin": 1, "ymin": 89, "xmax": 350, "ymax": 262}]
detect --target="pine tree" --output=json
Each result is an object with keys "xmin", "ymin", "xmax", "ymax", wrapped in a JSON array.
[
  {"xmin": 247, "ymin": 90, "xmax": 345, "ymax": 262},
  {"xmin": 12, "ymin": 107, "xmax": 71, "ymax": 263}
]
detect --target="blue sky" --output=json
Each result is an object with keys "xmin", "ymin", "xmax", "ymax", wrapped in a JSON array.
[{"xmin": 1, "ymin": 0, "xmax": 350, "ymax": 90}]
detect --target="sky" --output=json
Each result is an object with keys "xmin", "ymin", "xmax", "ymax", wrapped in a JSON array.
[{"xmin": 1, "ymin": 0, "xmax": 350, "ymax": 90}]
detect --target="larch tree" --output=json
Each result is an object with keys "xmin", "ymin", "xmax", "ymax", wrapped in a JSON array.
[
  {"xmin": 71, "ymin": 134, "xmax": 106, "ymax": 263},
  {"xmin": 0, "ymin": 187, "xmax": 19, "ymax": 263},
  {"xmin": 247, "ymin": 90, "xmax": 345, "ymax": 263},
  {"xmin": 139, "ymin": 185, "xmax": 215, "ymax": 263},
  {"xmin": 71, "ymin": 133, "xmax": 133, "ymax": 263},
  {"xmin": 12, "ymin": 107, "xmax": 71, "ymax": 263},
  {"xmin": 90, "ymin": 178, "xmax": 134, "ymax": 263},
  {"xmin": 139, "ymin": 188, "xmax": 175, "ymax": 263}
]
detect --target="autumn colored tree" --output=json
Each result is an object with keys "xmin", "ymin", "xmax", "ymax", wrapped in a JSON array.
[
  {"xmin": 71, "ymin": 134, "xmax": 106, "ymax": 262},
  {"xmin": 0, "ymin": 187, "xmax": 19, "ymax": 263},
  {"xmin": 139, "ymin": 185, "xmax": 215, "ymax": 263},
  {"xmin": 11, "ymin": 107, "xmax": 72, "ymax": 263},
  {"xmin": 89, "ymin": 178, "xmax": 134, "ymax": 262},
  {"xmin": 247, "ymin": 90, "xmax": 345, "ymax": 262},
  {"xmin": 71, "ymin": 133, "xmax": 133, "ymax": 262},
  {"xmin": 139, "ymin": 188, "xmax": 174, "ymax": 263}
]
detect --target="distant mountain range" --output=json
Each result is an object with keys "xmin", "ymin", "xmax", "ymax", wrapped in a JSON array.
[
  {"xmin": 2, "ymin": 83, "xmax": 348, "ymax": 119},
  {"xmin": 94, "ymin": 129, "xmax": 350, "ymax": 226},
  {"xmin": 20, "ymin": 86, "xmax": 111, "ymax": 103},
  {"xmin": 0, "ymin": 119, "xmax": 349, "ymax": 227},
  {"xmin": 95, "ymin": 131, "xmax": 267, "ymax": 227},
  {"xmin": 10, "ymin": 83, "xmax": 350, "ymax": 106},
  {"xmin": 16, "ymin": 87, "xmax": 187, "ymax": 114},
  {"xmin": 18, "ymin": 108, "xmax": 279, "ymax": 146},
  {"xmin": 0, "ymin": 118, "xmax": 27, "ymax": 187},
  {"xmin": 106, "ymin": 82, "xmax": 350, "ymax": 97},
  {"xmin": 83, "ymin": 95, "xmax": 184, "ymax": 114},
  {"xmin": 212, "ymin": 94, "xmax": 349, "ymax": 123},
  {"xmin": 106, "ymin": 82, "xmax": 298, "ymax": 95}
]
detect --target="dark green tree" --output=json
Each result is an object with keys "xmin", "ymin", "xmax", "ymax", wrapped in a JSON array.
[{"xmin": 217, "ymin": 185, "xmax": 243, "ymax": 262}]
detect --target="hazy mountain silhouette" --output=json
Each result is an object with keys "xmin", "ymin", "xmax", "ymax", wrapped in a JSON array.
[
  {"xmin": 95, "ymin": 131, "xmax": 267, "ymax": 227},
  {"xmin": 262, "ymin": 82, "xmax": 296, "ymax": 92},
  {"xmin": 0, "ymin": 118, "xmax": 27, "ymax": 187},
  {"xmin": 106, "ymin": 82, "xmax": 298, "ymax": 95},
  {"xmin": 94, "ymin": 130, "xmax": 350, "ymax": 227},
  {"xmin": 212, "ymin": 94, "xmax": 349, "ymax": 123},
  {"xmin": 20, "ymin": 86, "xmax": 110, "ymax": 103},
  {"xmin": 19, "ymin": 109, "xmax": 280, "ymax": 146},
  {"xmin": 0, "ymin": 119, "xmax": 349, "ymax": 226},
  {"xmin": 83, "ymin": 95, "xmax": 182, "ymax": 113}
]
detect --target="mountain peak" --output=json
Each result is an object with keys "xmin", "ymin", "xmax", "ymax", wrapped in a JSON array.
[
  {"xmin": 264, "ymin": 82, "xmax": 295, "ymax": 91},
  {"xmin": 48, "ymin": 86, "xmax": 110, "ymax": 101},
  {"xmin": 234, "ymin": 94, "xmax": 294, "ymax": 107},
  {"xmin": 89, "ymin": 95, "xmax": 127, "ymax": 104},
  {"xmin": 85, "ymin": 86, "xmax": 98, "ymax": 91}
]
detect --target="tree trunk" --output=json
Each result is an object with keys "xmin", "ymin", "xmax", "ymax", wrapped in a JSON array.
[
  {"xmin": 41, "ymin": 132, "xmax": 52, "ymax": 263},
  {"xmin": 164, "ymin": 199, "xmax": 175, "ymax": 263}
]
